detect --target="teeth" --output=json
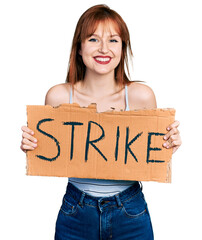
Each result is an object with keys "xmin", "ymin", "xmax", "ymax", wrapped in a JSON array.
[{"xmin": 95, "ymin": 57, "xmax": 110, "ymax": 62}]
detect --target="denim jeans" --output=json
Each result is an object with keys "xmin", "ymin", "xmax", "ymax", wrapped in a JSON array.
[{"xmin": 55, "ymin": 182, "xmax": 154, "ymax": 240}]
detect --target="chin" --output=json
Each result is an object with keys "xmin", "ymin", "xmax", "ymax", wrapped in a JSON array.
[
  {"xmin": 94, "ymin": 66, "xmax": 115, "ymax": 75},
  {"xmin": 95, "ymin": 70, "xmax": 114, "ymax": 76}
]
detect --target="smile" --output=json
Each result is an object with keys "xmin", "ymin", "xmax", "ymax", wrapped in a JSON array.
[{"xmin": 94, "ymin": 56, "xmax": 112, "ymax": 64}]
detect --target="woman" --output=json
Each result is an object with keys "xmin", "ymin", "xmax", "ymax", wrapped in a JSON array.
[{"xmin": 21, "ymin": 4, "xmax": 181, "ymax": 240}]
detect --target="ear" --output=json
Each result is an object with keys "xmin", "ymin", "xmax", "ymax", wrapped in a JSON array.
[{"xmin": 78, "ymin": 49, "xmax": 82, "ymax": 56}]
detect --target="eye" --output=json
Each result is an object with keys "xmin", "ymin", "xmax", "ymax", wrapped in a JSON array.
[
  {"xmin": 88, "ymin": 38, "xmax": 98, "ymax": 42},
  {"xmin": 110, "ymin": 39, "xmax": 118, "ymax": 43}
]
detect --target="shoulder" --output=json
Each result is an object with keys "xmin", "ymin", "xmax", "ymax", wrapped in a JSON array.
[
  {"xmin": 45, "ymin": 83, "xmax": 71, "ymax": 107},
  {"xmin": 127, "ymin": 81, "xmax": 157, "ymax": 109}
]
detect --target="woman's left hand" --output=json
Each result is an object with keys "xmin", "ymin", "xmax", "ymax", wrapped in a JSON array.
[{"xmin": 163, "ymin": 120, "xmax": 182, "ymax": 154}]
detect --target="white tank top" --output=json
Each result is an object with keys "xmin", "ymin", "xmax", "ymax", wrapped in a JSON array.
[{"xmin": 68, "ymin": 84, "xmax": 137, "ymax": 197}]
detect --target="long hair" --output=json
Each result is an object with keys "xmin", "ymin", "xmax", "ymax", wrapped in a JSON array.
[{"xmin": 66, "ymin": 4, "xmax": 133, "ymax": 86}]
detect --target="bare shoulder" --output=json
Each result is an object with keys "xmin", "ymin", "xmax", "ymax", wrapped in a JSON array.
[
  {"xmin": 127, "ymin": 81, "xmax": 157, "ymax": 109},
  {"xmin": 45, "ymin": 83, "xmax": 71, "ymax": 107}
]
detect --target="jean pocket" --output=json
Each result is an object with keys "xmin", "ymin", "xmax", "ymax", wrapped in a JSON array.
[
  {"xmin": 122, "ymin": 191, "xmax": 147, "ymax": 218},
  {"xmin": 60, "ymin": 195, "xmax": 79, "ymax": 216}
]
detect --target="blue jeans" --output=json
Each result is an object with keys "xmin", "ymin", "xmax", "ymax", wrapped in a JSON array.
[{"xmin": 55, "ymin": 182, "xmax": 154, "ymax": 240}]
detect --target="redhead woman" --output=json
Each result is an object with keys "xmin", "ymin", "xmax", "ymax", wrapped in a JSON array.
[{"xmin": 21, "ymin": 5, "xmax": 181, "ymax": 240}]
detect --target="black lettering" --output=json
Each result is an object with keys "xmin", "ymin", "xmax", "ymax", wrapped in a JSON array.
[
  {"xmin": 125, "ymin": 127, "xmax": 143, "ymax": 164},
  {"xmin": 63, "ymin": 122, "xmax": 83, "ymax": 160},
  {"xmin": 85, "ymin": 121, "xmax": 107, "ymax": 162},
  {"xmin": 147, "ymin": 132, "xmax": 165, "ymax": 163},
  {"xmin": 115, "ymin": 126, "xmax": 120, "ymax": 161},
  {"xmin": 36, "ymin": 118, "xmax": 60, "ymax": 161}
]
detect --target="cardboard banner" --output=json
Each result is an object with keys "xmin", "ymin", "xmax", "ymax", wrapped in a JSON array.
[{"xmin": 26, "ymin": 103, "xmax": 175, "ymax": 183}]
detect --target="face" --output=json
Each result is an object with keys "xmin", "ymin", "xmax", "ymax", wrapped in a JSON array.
[{"xmin": 79, "ymin": 22, "xmax": 122, "ymax": 77}]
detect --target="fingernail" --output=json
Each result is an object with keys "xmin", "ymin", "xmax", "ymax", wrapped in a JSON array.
[
  {"xmin": 164, "ymin": 136, "xmax": 167, "ymax": 140},
  {"xmin": 167, "ymin": 127, "xmax": 170, "ymax": 131},
  {"xmin": 163, "ymin": 143, "xmax": 167, "ymax": 147},
  {"xmin": 34, "ymin": 139, "xmax": 37, "ymax": 143}
]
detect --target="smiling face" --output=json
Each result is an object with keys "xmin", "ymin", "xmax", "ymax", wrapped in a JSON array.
[{"xmin": 79, "ymin": 21, "xmax": 122, "ymax": 78}]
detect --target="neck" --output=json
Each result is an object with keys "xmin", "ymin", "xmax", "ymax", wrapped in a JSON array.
[{"xmin": 81, "ymin": 70, "xmax": 120, "ymax": 98}]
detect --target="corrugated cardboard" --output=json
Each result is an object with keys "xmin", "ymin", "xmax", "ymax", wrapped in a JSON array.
[{"xmin": 26, "ymin": 103, "xmax": 175, "ymax": 183}]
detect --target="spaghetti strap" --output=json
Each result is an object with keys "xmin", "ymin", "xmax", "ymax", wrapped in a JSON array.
[
  {"xmin": 69, "ymin": 85, "xmax": 73, "ymax": 104},
  {"xmin": 125, "ymin": 85, "xmax": 130, "ymax": 111}
]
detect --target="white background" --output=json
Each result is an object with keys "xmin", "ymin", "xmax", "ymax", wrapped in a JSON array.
[{"xmin": 0, "ymin": 0, "xmax": 202, "ymax": 239}]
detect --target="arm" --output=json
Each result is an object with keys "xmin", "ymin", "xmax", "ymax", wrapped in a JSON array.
[
  {"xmin": 128, "ymin": 82, "xmax": 181, "ymax": 153},
  {"xmin": 128, "ymin": 82, "xmax": 157, "ymax": 110},
  {"xmin": 20, "ymin": 83, "xmax": 69, "ymax": 152}
]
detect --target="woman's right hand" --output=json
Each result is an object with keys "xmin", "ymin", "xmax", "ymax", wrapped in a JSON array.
[{"xmin": 20, "ymin": 126, "xmax": 38, "ymax": 153}]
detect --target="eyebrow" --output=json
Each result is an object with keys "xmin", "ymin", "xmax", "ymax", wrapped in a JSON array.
[{"xmin": 90, "ymin": 34, "xmax": 120, "ymax": 38}]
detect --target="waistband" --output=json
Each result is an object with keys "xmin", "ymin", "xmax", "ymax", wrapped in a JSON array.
[{"xmin": 65, "ymin": 181, "xmax": 142, "ymax": 210}]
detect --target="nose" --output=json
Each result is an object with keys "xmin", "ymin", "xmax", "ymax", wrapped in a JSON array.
[{"xmin": 99, "ymin": 40, "xmax": 109, "ymax": 54}]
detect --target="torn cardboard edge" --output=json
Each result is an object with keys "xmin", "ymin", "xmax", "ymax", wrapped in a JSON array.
[{"xmin": 26, "ymin": 103, "xmax": 175, "ymax": 183}]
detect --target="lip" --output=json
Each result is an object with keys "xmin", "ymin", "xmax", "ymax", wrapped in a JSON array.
[{"xmin": 93, "ymin": 56, "xmax": 112, "ymax": 65}]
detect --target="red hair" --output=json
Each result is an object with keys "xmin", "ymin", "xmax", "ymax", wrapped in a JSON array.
[{"xmin": 66, "ymin": 4, "xmax": 133, "ymax": 86}]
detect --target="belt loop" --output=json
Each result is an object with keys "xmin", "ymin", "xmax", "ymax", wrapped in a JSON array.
[
  {"xmin": 139, "ymin": 181, "xmax": 143, "ymax": 191},
  {"xmin": 115, "ymin": 194, "xmax": 123, "ymax": 208},
  {"xmin": 78, "ymin": 192, "xmax": 85, "ymax": 208}
]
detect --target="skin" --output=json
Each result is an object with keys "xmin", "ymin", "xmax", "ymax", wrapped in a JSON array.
[{"xmin": 21, "ymin": 22, "xmax": 181, "ymax": 153}]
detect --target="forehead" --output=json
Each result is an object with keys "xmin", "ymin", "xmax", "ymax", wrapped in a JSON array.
[
  {"xmin": 93, "ymin": 21, "xmax": 120, "ymax": 36},
  {"xmin": 82, "ymin": 19, "xmax": 121, "ymax": 40}
]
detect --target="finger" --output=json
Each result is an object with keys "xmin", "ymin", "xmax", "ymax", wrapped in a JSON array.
[
  {"xmin": 171, "ymin": 139, "xmax": 181, "ymax": 147},
  {"xmin": 170, "ymin": 140, "xmax": 182, "ymax": 153},
  {"xmin": 22, "ymin": 138, "xmax": 37, "ymax": 148},
  {"xmin": 163, "ymin": 127, "xmax": 179, "ymax": 141},
  {"xmin": 163, "ymin": 139, "xmax": 181, "ymax": 149},
  {"xmin": 22, "ymin": 131, "xmax": 37, "ymax": 143},
  {"xmin": 20, "ymin": 145, "xmax": 27, "ymax": 153},
  {"xmin": 21, "ymin": 143, "xmax": 35, "ymax": 151},
  {"xmin": 166, "ymin": 120, "xmax": 180, "ymax": 131},
  {"xmin": 168, "ymin": 134, "xmax": 178, "ymax": 142},
  {"xmin": 21, "ymin": 126, "xmax": 34, "ymax": 135},
  {"xmin": 163, "ymin": 141, "xmax": 170, "ymax": 149}
]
